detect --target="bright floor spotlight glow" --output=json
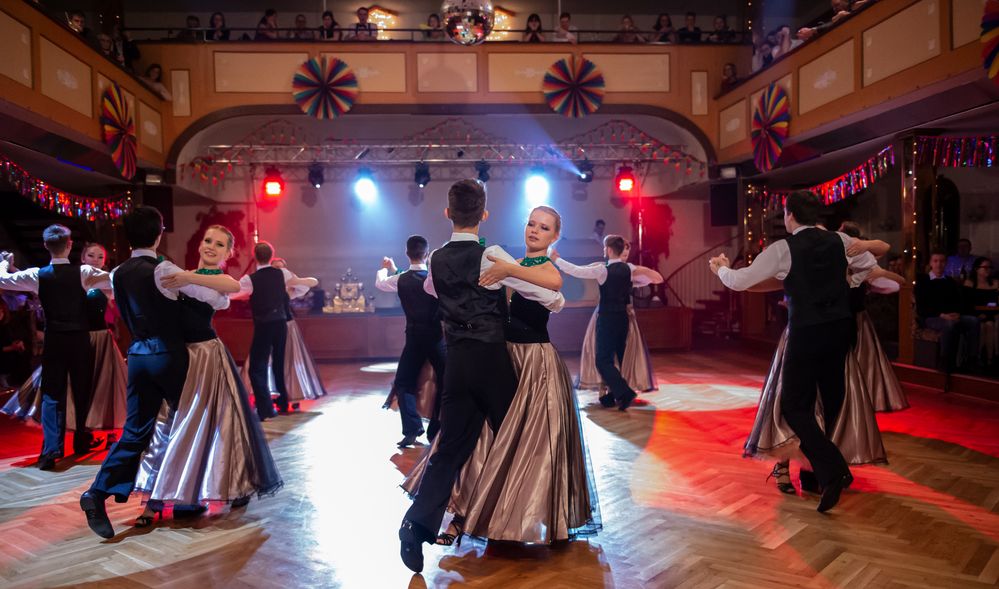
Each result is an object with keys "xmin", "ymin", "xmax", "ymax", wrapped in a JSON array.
[
  {"xmin": 353, "ymin": 169, "xmax": 377, "ymax": 204},
  {"xmin": 524, "ymin": 167, "xmax": 549, "ymax": 206}
]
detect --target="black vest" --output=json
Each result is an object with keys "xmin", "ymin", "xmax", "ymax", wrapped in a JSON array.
[
  {"xmin": 179, "ymin": 295, "xmax": 217, "ymax": 343},
  {"xmin": 598, "ymin": 262, "xmax": 632, "ymax": 315},
  {"xmin": 506, "ymin": 292, "xmax": 550, "ymax": 344},
  {"xmin": 430, "ymin": 241, "xmax": 507, "ymax": 344},
  {"xmin": 85, "ymin": 288, "xmax": 109, "ymax": 331},
  {"xmin": 112, "ymin": 256, "xmax": 186, "ymax": 354},
  {"xmin": 250, "ymin": 266, "xmax": 287, "ymax": 323},
  {"xmin": 397, "ymin": 269, "xmax": 442, "ymax": 339},
  {"xmin": 783, "ymin": 229, "xmax": 851, "ymax": 328},
  {"xmin": 37, "ymin": 264, "xmax": 88, "ymax": 332}
]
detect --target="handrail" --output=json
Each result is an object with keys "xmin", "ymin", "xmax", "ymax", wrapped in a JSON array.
[{"xmin": 664, "ymin": 233, "xmax": 743, "ymax": 284}]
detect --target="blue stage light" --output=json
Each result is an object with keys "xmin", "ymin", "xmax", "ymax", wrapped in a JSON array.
[
  {"xmin": 525, "ymin": 167, "xmax": 549, "ymax": 206},
  {"xmin": 354, "ymin": 168, "xmax": 377, "ymax": 204}
]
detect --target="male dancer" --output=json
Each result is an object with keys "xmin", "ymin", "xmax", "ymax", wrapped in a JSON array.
[
  {"xmin": 0, "ymin": 226, "xmax": 108, "ymax": 469},
  {"xmin": 235, "ymin": 242, "xmax": 317, "ymax": 419},
  {"xmin": 709, "ymin": 191, "xmax": 883, "ymax": 512},
  {"xmin": 375, "ymin": 235, "xmax": 446, "ymax": 447},
  {"xmin": 80, "ymin": 206, "xmax": 230, "ymax": 538},
  {"xmin": 399, "ymin": 179, "xmax": 564, "ymax": 573},
  {"xmin": 552, "ymin": 235, "xmax": 662, "ymax": 410}
]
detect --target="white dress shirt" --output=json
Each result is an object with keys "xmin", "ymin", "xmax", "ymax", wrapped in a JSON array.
[
  {"xmin": 110, "ymin": 249, "xmax": 230, "ymax": 310},
  {"xmin": 237, "ymin": 263, "xmax": 296, "ymax": 297},
  {"xmin": 375, "ymin": 263, "xmax": 427, "ymax": 293},
  {"xmin": 423, "ymin": 233, "xmax": 564, "ymax": 312},
  {"xmin": 717, "ymin": 227, "xmax": 877, "ymax": 291},
  {"xmin": 0, "ymin": 257, "xmax": 110, "ymax": 293},
  {"xmin": 554, "ymin": 258, "xmax": 653, "ymax": 287}
]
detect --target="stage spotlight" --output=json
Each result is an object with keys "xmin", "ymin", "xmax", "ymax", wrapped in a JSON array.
[
  {"xmin": 353, "ymin": 168, "xmax": 377, "ymax": 204},
  {"xmin": 262, "ymin": 167, "xmax": 284, "ymax": 200},
  {"xmin": 308, "ymin": 163, "xmax": 324, "ymax": 189},
  {"xmin": 615, "ymin": 165, "xmax": 636, "ymax": 194},
  {"xmin": 414, "ymin": 162, "xmax": 431, "ymax": 188},
  {"xmin": 475, "ymin": 160, "xmax": 491, "ymax": 183},
  {"xmin": 576, "ymin": 159, "xmax": 594, "ymax": 183},
  {"xmin": 525, "ymin": 166, "xmax": 549, "ymax": 206}
]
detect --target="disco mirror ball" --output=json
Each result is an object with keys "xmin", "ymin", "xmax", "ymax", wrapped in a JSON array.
[{"xmin": 441, "ymin": 0, "xmax": 494, "ymax": 46}]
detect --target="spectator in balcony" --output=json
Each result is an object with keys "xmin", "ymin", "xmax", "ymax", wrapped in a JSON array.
[
  {"xmin": 318, "ymin": 10, "xmax": 342, "ymax": 40},
  {"xmin": 424, "ymin": 13, "xmax": 445, "ymax": 40},
  {"xmin": 916, "ymin": 251, "xmax": 979, "ymax": 373},
  {"xmin": 720, "ymin": 62, "xmax": 739, "ymax": 93},
  {"xmin": 142, "ymin": 64, "xmax": 173, "ymax": 101},
  {"xmin": 67, "ymin": 10, "xmax": 91, "ymax": 41},
  {"xmin": 255, "ymin": 9, "xmax": 280, "ymax": 41},
  {"xmin": 798, "ymin": 0, "xmax": 853, "ymax": 41},
  {"xmin": 522, "ymin": 13, "xmax": 545, "ymax": 43},
  {"xmin": 612, "ymin": 15, "xmax": 646, "ymax": 43},
  {"xmin": 177, "ymin": 15, "xmax": 204, "ymax": 41},
  {"xmin": 753, "ymin": 39, "xmax": 774, "ymax": 72},
  {"xmin": 348, "ymin": 7, "xmax": 377, "ymax": 41},
  {"xmin": 962, "ymin": 257, "xmax": 998, "ymax": 364},
  {"xmin": 945, "ymin": 238, "xmax": 976, "ymax": 281},
  {"xmin": 208, "ymin": 12, "xmax": 230, "ymax": 41},
  {"xmin": 553, "ymin": 12, "xmax": 578, "ymax": 44},
  {"xmin": 292, "ymin": 14, "xmax": 315, "ymax": 40},
  {"xmin": 110, "ymin": 21, "xmax": 140, "ymax": 71},
  {"xmin": 651, "ymin": 14, "xmax": 677, "ymax": 43},
  {"xmin": 96, "ymin": 33, "xmax": 120, "ymax": 64},
  {"xmin": 772, "ymin": 24, "xmax": 802, "ymax": 58},
  {"xmin": 707, "ymin": 15, "xmax": 734, "ymax": 43},
  {"xmin": 677, "ymin": 12, "xmax": 702, "ymax": 44}
]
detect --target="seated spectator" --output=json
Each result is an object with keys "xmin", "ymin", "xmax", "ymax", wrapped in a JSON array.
[
  {"xmin": 945, "ymin": 238, "xmax": 976, "ymax": 280},
  {"xmin": 613, "ymin": 15, "xmax": 646, "ymax": 43},
  {"xmin": 916, "ymin": 251, "xmax": 980, "ymax": 373},
  {"xmin": 177, "ymin": 15, "xmax": 204, "ymax": 41},
  {"xmin": 424, "ymin": 13, "xmax": 445, "ymax": 40},
  {"xmin": 292, "ymin": 14, "xmax": 315, "ymax": 40},
  {"xmin": 255, "ymin": 9, "xmax": 280, "ymax": 41},
  {"xmin": 142, "ymin": 63, "xmax": 173, "ymax": 101},
  {"xmin": 798, "ymin": 0, "xmax": 853, "ymax": 41},
  {"xmin": 887, "ymin": 254, "xmax": 903, "ymax": 275},
  {"xmin": 720, "ymin": 62, "xmax": 739, "ymax": 93},
  {"xmin": 67, "ymin": 10, "xmax": 91, "ymax": 41},
  {"xmin": 963, "ymin": 257, "xmax": 998, "ymax": 364},
  {"xmin": 209, "ymin": 12, "xmax": 230, "ymax": 41},
  {"xmin": 318, "ymin": 10, "xmax": 341, "ymax": 40},
  {"xmin": 772, "ymin": 24, "xmax": 802, "ymax": 58},
  {"xmin": 651, "ymin": 14, "xmax": 677, "ymax": 43},
  {"xmin": 111, "ymin": 21, "xmax": 140, "ymax": 70},
  {"xmin": 95, "ymin": 33, "xmax": 120, "ymax": 63},
  {"xmin": 552, "ymin": 12, "xmax": 578, "ymax": 43},
  {"xmin": 707, "ymin": 15, "xmax": 734, "ymax": 43},
  {"xmin": 677, "ymin": 12, "xmax": 702, "ymax": 44},
  {"xmin": 349, "ymin": 6, "xmax": 377, "ymax": 41},
  {"xmin": 522, "ymin": 13, "xmax": 545, "ymax": 43}
]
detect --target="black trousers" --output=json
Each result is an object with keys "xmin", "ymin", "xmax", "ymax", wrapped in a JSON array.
[
  {"xmin": 780, "ymin": 318, "xmax": 855, "ymax": 487},
  {"xmin": 90, "ymin": 349, "xmax": 189, "ymax": 501},
  {"xmin": 40, "ymin": 330, "xmax": 93, "ymax": 457},
  {"xmin": 404, "ymin": 340, "xmax": 517, "ymax": 541},
  {"xmin": 249, "ymin": 319, "xmax": 289, "ymax": 418},
  {"xmin": 595, "ymin": 312, "xmax": 632, "ymax": 401},
  {"xmin": 395, "ymin": 332, "xmax": 446, "ymax": 437}
]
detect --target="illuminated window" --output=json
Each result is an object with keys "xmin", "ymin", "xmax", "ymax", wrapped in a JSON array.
[
  {"xmin": 368, "ymin": 5, "xmax": 398, "ymax": 40},
  {"xmin": 487, "ymin": 7, "xmax": 516, "ymax": 41}
]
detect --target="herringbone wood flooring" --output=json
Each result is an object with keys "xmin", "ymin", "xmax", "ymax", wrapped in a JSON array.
[{"xmin": 0, "ymin": 348, "xmax": 997, "ymax": 588}]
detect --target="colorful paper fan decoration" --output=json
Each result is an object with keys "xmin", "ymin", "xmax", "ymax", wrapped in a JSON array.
[
  {"xmin": 982, "ymin": 0, "xmax": 999, "ymax": 85},
  {"xmin": 292, "ymin": 57, "xmax": 359, "ymax": 119},
  {"xmin": 542, "ymin": 57, "xmax": 605, "ymax": 118},
  {"xmin": 100, "ymin": 83, "xmax": 137, "ymax": 180},
  {"xmin": 751, "ymin": 82, "xmax": 791, "ymax": 172}
]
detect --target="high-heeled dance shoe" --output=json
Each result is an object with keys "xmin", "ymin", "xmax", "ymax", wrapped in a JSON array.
[
  {"xmin": 767, "ymin": 462, "xmax": 796, "ymax": 494},
  {"xmin": 134, "ymin": 500, "xmax": 164, "ymax": 527},
  {"xmin": 104, "ymin": 433, "xmax": 118, "ymax": 450},
  {"xmin": 436, "ymin": 515, "xmax": 465, "ymax": 547}
]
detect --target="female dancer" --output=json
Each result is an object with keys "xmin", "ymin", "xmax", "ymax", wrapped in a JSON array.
[
  {"xmin": 963, "ymin": 257, "xmax": 998, "ymax": 365},
  {"xmin": 2, "ymin": 243, "xmax": 127, "ymax": 444},
  {"xmin": 134, "ymin": 225, "xmax": 282, "ymax": 524},
  {"xmin": 403, "ymin": 206, "xmax": 600, "ymax": 545}
]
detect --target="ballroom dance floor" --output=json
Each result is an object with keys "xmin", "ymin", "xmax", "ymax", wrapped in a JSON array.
[{"xmin": 0, "ymin": 347, "xmax": 997, "ymax": 588}]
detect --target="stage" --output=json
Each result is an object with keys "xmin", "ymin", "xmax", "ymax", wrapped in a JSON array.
[{"xmin": 0, "ymin": 347, "xmax": 997, "ymax": 588}]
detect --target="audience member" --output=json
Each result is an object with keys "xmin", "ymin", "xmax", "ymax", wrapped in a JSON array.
[
  {"xmin": 677, "ymin": 12, "xmax": 702, "ymax": 44},
  {"xmin": 142, "ymin": 64, "xmax": 173, "ymax": 101},
  {"xmin": 707, "ymin": 15, "xmax": 734, "ymax": 43},
  {"xmin": 318, "ymin": 10, "xmax": 342, "ymax": 40},
  {"xmin": 95, "ymin": 33, "xmax": 120, "ymax": 64},
  {"xmin": 424, "ymin": 13, "xmax": 445, "ymax": 40},
  {"xmin": 613, "ymin": 15, "xmax": 646, "ymax": 43},
  {"xmin": 349, "ymin": 6, "xmax": 377, "ymax": 41},
  {"xmin": 772, "ymin": 24, "xmax": 802, "ymax": 58},
  {"xmin": 720, "ymin": 62, "xmax": 739, "ymax": 93},
  {"xmin": 651, "ymin": 14, "xmax": 677, "ymax": 43},
  {"xmin": 208, "ymin": 12, "xmax": 230, "ymax": 41},
  {"xmin": 916, "ymin": 251, "xmax": 980, "ymax": 373},
  {"xmin": 255, "ymin": 9, "xmax": 280, "ymax": 41},
  {"xmin": 292, "ymin": 14, "xmax": 315, "ymax": 40},
  {"xmin": 754, "ymin": 40, "xmax": 774, "ymax": 71},
  {"xmin": 67, "ymin": 10, "xmax": 91, "ymax": 41},
  {"xmin": 110, "ymin": 21, "xmax": 140, "ymax": 70},
  {"xmin": 592, "ymin": 219, "xmax": 606, "ymax": 243},
  {"xmin": 887, "ymin": 254, "xmax": 903, "ymax": 275},
  {"xmin": 798, "ymin": 0, "xmax": 853, "ymax": 41},
  {"xmin": 963, "ymin": 257, "xmax": 998, "ymax": 364},
  {"xmin": 177, "ymin": 15, "xmax": 204, "ymax": 41},
  {"xmin": 522, "ymin": 13, "xmax": 545, "ymax": 43},
  {"xmin": 945, "ymin": 238, "xmax": 976, "ymax": 280},
  {"xmin": 553, "ymin": 12, "xmax": 578, "ymax": 43}
]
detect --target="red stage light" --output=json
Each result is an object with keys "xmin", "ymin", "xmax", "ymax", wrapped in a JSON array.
[
  {"xmin": 615, "ymin": 165, "xmax": 636, "ymax": 193},
  {"xmin": 261, "ymin": 167, "xmax": 284, "ymax": 201}
]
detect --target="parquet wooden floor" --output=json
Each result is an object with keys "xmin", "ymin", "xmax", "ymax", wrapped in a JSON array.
[{"xmin": 0, "ymin": 347, "xmax": 997, "ymax": 588}]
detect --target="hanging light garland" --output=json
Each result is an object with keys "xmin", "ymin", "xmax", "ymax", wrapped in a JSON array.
[
  {"xmin": 914, "ymin": 135, "xmax": 997, "ymax": 168},
  {"xmin": 756, "ymin": 144, "xmax": 895, "ymax": 209},
  {"xmin": 0, "ymin": 154, "xmax": 132, "ymax": 221}
]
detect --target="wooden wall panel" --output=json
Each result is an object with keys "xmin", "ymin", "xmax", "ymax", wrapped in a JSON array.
[
  {"xmin": 952, "ymin": 0, "xmax": 985, "ymax": 48},
  {"xmin": 487, "ymin": 53, "xmax": 570, "ymax": 92},
  {"xmin": 416, "ymin": 53, "xmax": 477, "ymax": 92},
  {"xmin": 39, "ymin": 37, "xmax": 92, "ymax": 117},
  {"xmin": 321, "ymin": 52, "xmax": 407, "ymax": 92},
  {"xmin": 863, "ymin": 0, "xmax": 941, "ymax": 86},
  {"xmin": 719, "ymin": 100, "xmax": 747, "ymax": 149},
  {"xmin": 214, "ymin": 52, "xmax": 309, "ymax": 93},
  {"xmin": 585, "ymin": 53, "xmax": 670, "ymax": 92},
  {"xmin": 0, "ymin": 10, "xmax": 31, "ymax": 88},
  {"xmin": 798, "ymin": 40, "xmax": 855, "ymax": 115}
]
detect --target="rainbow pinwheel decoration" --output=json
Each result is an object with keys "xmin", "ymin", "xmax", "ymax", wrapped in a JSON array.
[
  {"xmin": 100, "ymin": 83, "xmax": 137, "ymax": 180},
  {"xmin": 751, "ymin": 82, "xmax": 791, "ymax": 172},
  {"xmin": 982, "ymin": 0, "xmax": 999, "ymax": 86},
  {"xmin": 292, "ymin": 57, "xmax": 359, "ymax": 119},
  {"xmin": 542, "ymin": 57, "xmax": 605, "ymax": 118}
]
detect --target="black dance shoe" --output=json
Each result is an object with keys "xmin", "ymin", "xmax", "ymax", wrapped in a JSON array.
[
  {"xmin": 817, "ymin": 474, "xmax": 853, "ymax": 513},
  {"xmin": 231, "ymin": 496, "xmax": 251, "ymax": 509},
  {"xmin": 397, "ymin": 435, "xmax": 419, "ymax": 448},
  {"xmin": 73, "ymin": 435, "xmax": 104, "ymax": 455},
  {"xmin": 767, "ymin": 462, "xmax": 796, "ymax": 495},
  {"xmin": 37, "ymin": 453, "xmax": 60, "ymax": 471},
  {"xmin": 598, "ymin": 394, "xmax": 616, "ymax": 408},
  {"xmin": 618, "ymin": 391, "xmax": 638, "ymax": 411},
  {"xmin": 799, "ymin": 469, "xmax": 821, "ymax": 494},
  {"xmin": 80, "ymin": 490, "xmax": 115, "ymax": 539},
  {"xmin": 173, "ymin": 504, "xmax": 208, "ymax": 519},
  {"xmin": 399, "ymin": 520, "xmax": 425, "ymax": 573}
]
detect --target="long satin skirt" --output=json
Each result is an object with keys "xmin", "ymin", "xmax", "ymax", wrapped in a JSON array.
[
  {"xmin": 1, "ymin": 329, "xmax": 127, "ymax": 430},
  {"xmin": 578, "ymin": 306, "xmax": 657, "ymax": 392},
  {"xmin": 854, "ymin": 312, "xmax": 909, "ymax": 412},
  {"xmin": 240, "ymin": 320, "xmax": 326, "ymax": 402},
  {"xmin": 135, "ymin": 338, "xmax": 282, "ymax": 503},
  {"xmin": 743, "ymin": 313, "xmax": 896, "ymax": 465},
  {"xmin": 382, "ymin": 362, "xmax": 438, "ymax": 419},
  {"xmin": 403, "ymin": 342, "xmax": 601, "ymax": 544}
]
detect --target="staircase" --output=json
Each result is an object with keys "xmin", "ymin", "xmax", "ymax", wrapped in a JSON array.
[{"xmin": 663, "ymin": 235, "xmax": 743, "ymax": 338}]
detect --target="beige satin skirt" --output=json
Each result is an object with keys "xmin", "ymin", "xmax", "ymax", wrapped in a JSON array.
[
  {"xmin": 577, "ymin": 306, "xmax": 657, "ymax": 392},
  {"xmin": 135, "ymin": 338, "xmax": 282, "ymax": 503},
  {"xmin": 743, "ymin": 315, "xmax": 892, "ymax": 465},
  {"xmin": 383, "ymin": 362, "xmax": 438, "ymax": 419},
  {"xmin": 240, "ymin": 320, "xmax": 326, "ymax": 402},
  {"xmin": 1, "ymin": 329, "xmax": 127, "ymax": 430},
  {"xmin": 855, "ymin": 312, "xmax": 909, "ymax": 412},
  {"xmin": 403, "ymin": 342, "xmax": 601, "ymax": 544}
]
